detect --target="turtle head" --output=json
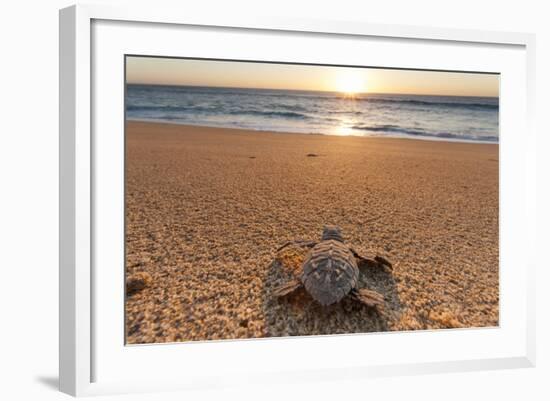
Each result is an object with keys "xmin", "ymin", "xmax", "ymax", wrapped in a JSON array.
[{"xmin": 321, "ymin": 225, "xmax": 344, "ymax": 242}]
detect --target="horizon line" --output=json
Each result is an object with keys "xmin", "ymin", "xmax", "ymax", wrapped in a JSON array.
[{"xmin": 125, "ymin": 82, "xmax": 499, "ymax": 98}]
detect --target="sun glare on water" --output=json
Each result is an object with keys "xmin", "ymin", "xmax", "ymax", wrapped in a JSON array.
[{"xmin": 334, "ymin": 70, "xmax": 368, "ymax": 97}]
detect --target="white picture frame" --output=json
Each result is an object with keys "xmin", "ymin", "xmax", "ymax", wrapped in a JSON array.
[{"xmin": 59, "ymin": 4, "xmax": 536, "ymax": 397}]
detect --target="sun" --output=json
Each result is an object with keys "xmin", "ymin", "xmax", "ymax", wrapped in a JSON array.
[{"xmin": 334, "ymin": 71, "xmax": 367, "ymax": 96}]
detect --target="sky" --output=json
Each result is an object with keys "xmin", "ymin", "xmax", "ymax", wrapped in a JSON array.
[{"xmin": 126, "ymin": 56, "xmax": 499, "ymax": 97}]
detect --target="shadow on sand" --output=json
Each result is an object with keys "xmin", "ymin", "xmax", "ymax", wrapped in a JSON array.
[{"xmin": 262, "ymin": 244, "xmax": 402, "ymax": 337}]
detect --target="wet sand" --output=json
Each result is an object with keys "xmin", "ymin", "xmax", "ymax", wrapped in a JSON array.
[{"xmin": 125, "ymin": 121, "xmax": 499, "ymax": 344}]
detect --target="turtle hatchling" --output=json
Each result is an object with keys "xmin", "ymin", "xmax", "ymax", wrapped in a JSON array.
[{"xmin": 273, "ymin": 225, "xmax": 393, "ymax": 311}]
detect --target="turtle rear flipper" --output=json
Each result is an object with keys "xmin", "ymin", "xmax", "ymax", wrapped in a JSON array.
[
  {"xmin": 350, "ymin": 288, "xmax": 385, "ymax": 310},
  {"xmin": 273, "ymin": 279, "xmax": 303, "ymax": 297}
]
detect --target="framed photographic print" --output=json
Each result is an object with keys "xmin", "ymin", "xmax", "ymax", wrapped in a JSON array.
[{"xmin": 59, "ymin": 4, "xmax": 536, "ymax": 396}]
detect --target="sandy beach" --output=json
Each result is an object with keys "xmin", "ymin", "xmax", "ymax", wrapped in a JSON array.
[{"xmin": 125, "ymin": 121, "xmax": 499, "ymax": 344}]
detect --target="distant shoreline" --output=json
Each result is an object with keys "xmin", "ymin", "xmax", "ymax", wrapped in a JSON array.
[{"xmin": 125, "ymin": 118, "xmax": 500, "ymax": 146}]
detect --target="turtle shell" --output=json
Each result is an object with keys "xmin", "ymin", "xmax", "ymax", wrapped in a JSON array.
[{"xmin": 301, "ymin": 239, "xmax": 359, "ymax": 306}]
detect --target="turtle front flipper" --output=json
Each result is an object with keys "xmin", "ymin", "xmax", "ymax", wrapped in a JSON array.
[
  {"xmin": 273, "ymin": 279, "xmax": 303, "ymax": 298},
  {"xmin": 349, "ymin": 288, "xmax": 385, "ymax": 311},
  {"xmin": 349, "ymin": 247, "xmax": 393, "ymax": 271},
  {"xmin": 277, "ymin": 240, "xmax": 318, "ymax": 252},
  {"xmin": 374, "ymin": 255, "xmax": 393, "ymax": 270}
]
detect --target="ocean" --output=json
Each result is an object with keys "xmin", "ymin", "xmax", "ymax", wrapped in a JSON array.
[{"xmin": 126, "ymin": 84, "xmax": 499, "ymax": 143}]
